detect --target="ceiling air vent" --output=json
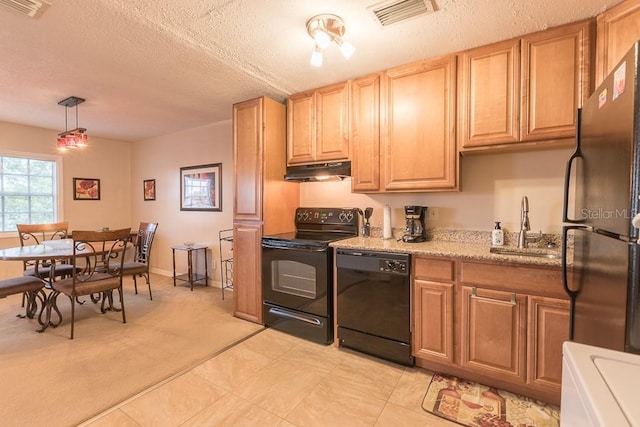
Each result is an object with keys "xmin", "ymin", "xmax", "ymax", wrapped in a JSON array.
[
  {"xmin": 0, "ymin": 0, "xmax": 51, "ymax": 19},
  {"xmin": 368, "ymin": 0, "xmax": 436, "ymax": 27}
]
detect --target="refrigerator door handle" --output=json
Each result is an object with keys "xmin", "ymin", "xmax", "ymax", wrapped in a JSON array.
[
  {"xmin": 561, "ymin": 225, "xmax": 581, "ymax": 298},
  {"xmin": 562, "ymin": 225, "xmax": 582, "ymax": 340},
  {"xmin": 594, "ymin": 227, "xmax": 627, "ymax": 241},
  {"xmin": 563, "ymin": 108, "xmax": 583, "ymax": 224}
]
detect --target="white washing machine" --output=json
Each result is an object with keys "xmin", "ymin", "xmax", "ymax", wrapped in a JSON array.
[{"xmin": 561, "ymin": 341, "xmax": 640, "ymax": 426}]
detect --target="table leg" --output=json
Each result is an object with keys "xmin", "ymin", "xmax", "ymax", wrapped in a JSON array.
[
  {"xmin": 187, "ymin": 249, "xmax": 193, "ymax": 291},
  {"xmin": 172, "ymin": 248, "xmax": 177, "ymax": 287},
  {"xmin": 204, "ymin": 247, "xmax": 208, "ymax": 287}
]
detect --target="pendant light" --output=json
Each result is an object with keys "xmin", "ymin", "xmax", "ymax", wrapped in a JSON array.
[{"xmin": 56, "ymin": 96, "xmax": 88, "ymax": 151}]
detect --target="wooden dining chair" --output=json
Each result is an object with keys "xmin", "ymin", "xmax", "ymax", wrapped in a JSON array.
[
  {"xmin": 17, "ymin": 222, "xmax": 79, "ymax": 282},
  {"xmin": 122, "ymin": 222, "xmax": 158, "ymax": 300},
  {"xmin": 48, "ymin": 228, "xmax": 131, "ymax": 339}
]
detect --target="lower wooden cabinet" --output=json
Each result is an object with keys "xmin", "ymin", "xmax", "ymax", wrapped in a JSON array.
[
  {"xmin": 527, "ymin": 295, "xmax": 570, "ymax": 392},
  {"xmin": 413, "ymin": 256, "xmax": 455, "ymax": 364},
  {"xmin": 232, "ymin": 222, "xmax": 262, "ymax": 323},
  {"xmin": 412, "ymin": 258, "xmax": 570, "ymax": 404},
  {"xmin": 460, "ymin": 286, "xmax": 527, "ymax": 383},
  {"xmin": 414, "ymin": 279, "xmax": 455, "ymax": 364}
]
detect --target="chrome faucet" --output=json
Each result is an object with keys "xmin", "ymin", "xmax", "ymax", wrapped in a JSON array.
[{"xmin": 518, "ymin": 196, "xmax": 541, "ymax": 248}]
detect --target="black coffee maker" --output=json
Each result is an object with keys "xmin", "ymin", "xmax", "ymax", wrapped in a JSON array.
[{"xmin": 402, "ymin": 206, "xmax": 427, "ymax": 243}]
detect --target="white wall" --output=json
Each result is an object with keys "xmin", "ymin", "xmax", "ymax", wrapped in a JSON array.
[
  {"xmin": 0, "ymin": 121, "xmax": 131, "ymax": 279},
  {"xmin": 130, "ymin": 120, "xmax": 234, "ymax": 282},
  {"xmin": 301, "ymin": 147, "xmax": 572, "ymax": 236}
]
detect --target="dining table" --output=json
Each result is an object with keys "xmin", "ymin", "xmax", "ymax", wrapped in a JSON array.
[
  {"xmin": 0, "ymin": 239, "xmax": 76, "ymax": 262},
  {"xmin": 0, "ymin": 238, "xmax": 130, "ymax": 332}
]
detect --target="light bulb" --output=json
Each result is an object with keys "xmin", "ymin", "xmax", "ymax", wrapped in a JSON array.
[
  {"xmin": 310, "ymin": 46, "xmax": 323, "ymax": 67},
  {"xmin": 336, "ymin": 38, "xmax": 355, "ymax": 59},
  {"xmin": 313, "ymin": 30, "xmax": 331, "ymax": 50}
]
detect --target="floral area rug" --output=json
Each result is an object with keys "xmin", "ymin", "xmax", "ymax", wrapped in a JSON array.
[{"xmin": 421, "ymin": 373, "xmax": 560, "ymax": 427}]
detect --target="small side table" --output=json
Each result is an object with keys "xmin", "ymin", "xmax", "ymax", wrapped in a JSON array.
[{"xmin": 171, "ymin": 244, "xmax": 208, "ymax": 291}]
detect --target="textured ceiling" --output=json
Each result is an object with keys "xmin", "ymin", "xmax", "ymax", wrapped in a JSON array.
[{"xmin": 0, "ymin": 0, "xmax": 624, "ymax": 142}]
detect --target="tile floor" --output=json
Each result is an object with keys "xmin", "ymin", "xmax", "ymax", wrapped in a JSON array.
[{"xmin": 82, "ymin": 328, "xmax": 458, "ymax": 426}]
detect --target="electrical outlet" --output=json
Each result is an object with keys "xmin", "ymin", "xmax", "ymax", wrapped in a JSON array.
[{"xmin": 429, "ymin": 207, "xmax": 439, "ymax": 220}]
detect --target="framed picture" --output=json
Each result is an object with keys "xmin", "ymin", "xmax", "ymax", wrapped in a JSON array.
[
  {"xmin": 143, "ymin": 179, "xmax": 156, "ymax": 201},
  {"xmin": 180, "ymin": 163, "xmax": 222, "ymax": 211},
  {"xmin": 73, "ymin": 178, "xmax": 100, "ymax": 200}
]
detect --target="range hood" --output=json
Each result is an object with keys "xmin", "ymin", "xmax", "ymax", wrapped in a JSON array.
[{"xmin": 284, "ymin": 161, "xmax": 351, "ymax": 182}]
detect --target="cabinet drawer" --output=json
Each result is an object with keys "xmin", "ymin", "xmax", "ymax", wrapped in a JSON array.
[
  {"xmin": 459, "ymin": 261, "xmax": 566, "ymax": 299},
  {"xmin": 414, "ymin": 257, "xmax": 455, "ymax": 282}
]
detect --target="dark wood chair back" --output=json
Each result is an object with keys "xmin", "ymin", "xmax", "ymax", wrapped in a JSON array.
[
  {"xmin": 70, "ymin": 229, "xmax": 132, "ymax": 286},
  {"xmin": 49, "ymin": 228, "xmax": 132, "ymax": 339},
  {"xmin": 134, "ymin": 222, "xmax": 158, "ymax": 265},
  {"xmin": 124, "ymin": 222, "xmax": 158, "ymax": 300},
  {"xmin": 16, "ymin": 222, "xmax": 70, "ymax": 275}
]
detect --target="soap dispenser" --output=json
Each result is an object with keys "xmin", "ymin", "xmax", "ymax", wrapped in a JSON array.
[{"xmin": 492, "ymin": 221, "xmax": 504, "ymax": 246}]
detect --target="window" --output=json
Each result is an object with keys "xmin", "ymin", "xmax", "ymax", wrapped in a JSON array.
[{"xmin": 0, "ymin": 152, "xmax": 62, "ymax": 233}]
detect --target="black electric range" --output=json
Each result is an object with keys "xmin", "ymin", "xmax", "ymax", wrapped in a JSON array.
[{"xmin": 261, "ymin": 207, "xmax": 358, "ymax": 344}]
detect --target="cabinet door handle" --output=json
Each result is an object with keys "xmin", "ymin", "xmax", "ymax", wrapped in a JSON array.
[{"xmin": 471, "ymin": 287, "xmax": 516, "ymax": 305}]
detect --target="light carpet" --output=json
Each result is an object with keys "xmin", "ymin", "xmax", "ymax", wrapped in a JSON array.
[{"xmin": 0, "ymin": 275, "xmax": 262, "ymax": 427}]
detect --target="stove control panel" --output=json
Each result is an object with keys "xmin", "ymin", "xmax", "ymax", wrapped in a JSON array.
[{"xmin": 295, "ymin": 207, "xmax": 358, "ymax": 226}]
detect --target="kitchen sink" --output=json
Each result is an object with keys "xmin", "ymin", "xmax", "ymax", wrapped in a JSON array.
[{"xmin": 489, "ymin": 246, "xmax": 561, "ymax": 259}]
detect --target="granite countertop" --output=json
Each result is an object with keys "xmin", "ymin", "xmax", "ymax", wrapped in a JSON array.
[{"xmin": 330, "ymin": 229, "xmax": 571, "ymax": 267}]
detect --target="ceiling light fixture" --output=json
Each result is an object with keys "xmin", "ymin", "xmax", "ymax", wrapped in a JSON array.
[
  {"xmin": 56, "ymin": 96, "xmax": 88, "ymax": 151},
  {"xmin": 306, "ymin": 14, "xmax": 355, "ymax": 67}
]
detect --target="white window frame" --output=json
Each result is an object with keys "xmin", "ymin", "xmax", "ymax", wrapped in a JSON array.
[{"xmin": 0, "ymin": 149, "xmax": 64, "ymax": 238}]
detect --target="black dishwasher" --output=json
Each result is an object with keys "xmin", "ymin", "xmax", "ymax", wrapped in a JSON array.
[{"xmin": 336, "ymin": 249, "xmax": 414, "ymax": 366}]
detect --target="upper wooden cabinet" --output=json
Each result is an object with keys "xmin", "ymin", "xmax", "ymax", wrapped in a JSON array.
[
  {"xmin": 287, "ymin": 81, "xmax": 350, "ymax": 165},
  {"xmin": 596, "ymin": 0, "xmax": 640, "ymax": 85},
  {"xmin": 233, "ymin": 98, "xmax": 264, "ymax": 222},
  {"xmin": 350, "ymin": 74, "xmax": 381, "ymax": 192},
  {"xmin": 350, "ymin": 58, "xmax": 457, "ymax": 193},
  {"xmin": 234, "ymin": 96, "xmax": 299, "ymax": 232},
  {"xmin": 381, "ymin": 55, "xmax": 458, "ymax": 191},
  {"xmin": 521, "ymin": 21, "xmax": 593, "ymax": 142},
  {"xmin": 458, "ymin": 38, "xmax": 521, "ymax": 148},
  {"xmin": 459, "ymin": 20, "xmax": 593, "ymax": 151}
]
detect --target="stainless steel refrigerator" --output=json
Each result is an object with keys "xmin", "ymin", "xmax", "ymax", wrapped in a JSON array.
[{"xmin": 563, "ymin": 41, "xmax": 640, "ymax": 354}]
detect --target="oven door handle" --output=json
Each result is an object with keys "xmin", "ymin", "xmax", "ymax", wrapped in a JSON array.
[
  {"xmin": 268, "ymin": 307, "xmax": 322, "ymax": 326},
  {"xmin": 261, "ymin": 242, "xmax": 328, "ymax": 252}
]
